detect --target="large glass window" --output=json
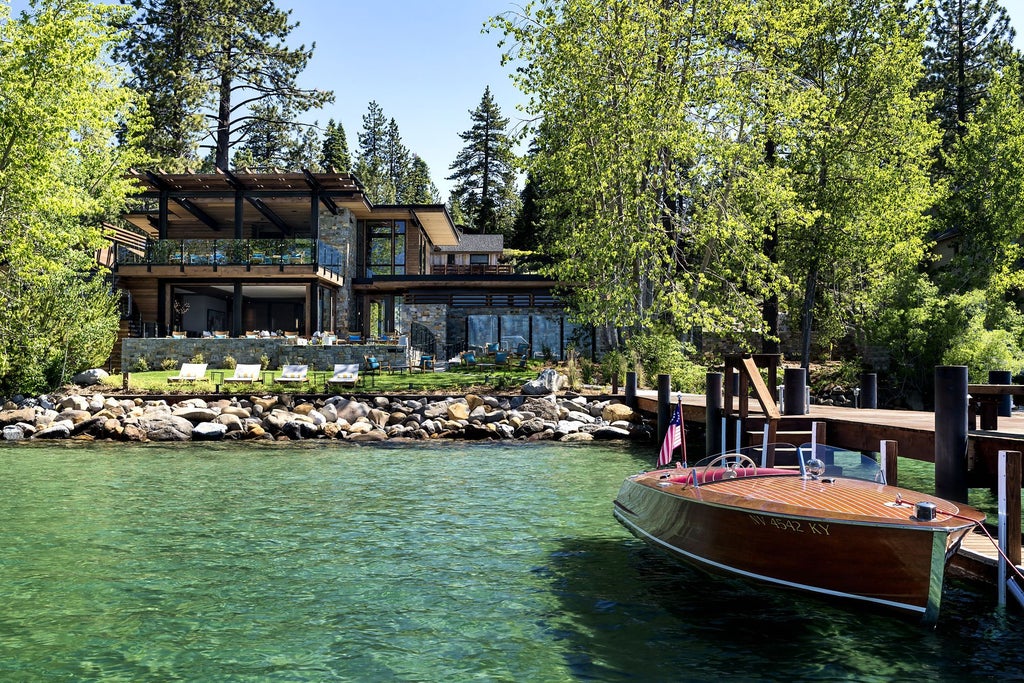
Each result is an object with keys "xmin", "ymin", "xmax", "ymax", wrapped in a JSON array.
[{"xmin": 367, "ymin": 220, "xmax": 406, "ymax": 276}]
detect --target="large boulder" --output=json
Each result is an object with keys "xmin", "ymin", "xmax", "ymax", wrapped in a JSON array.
[
  {"xmin": 521, "ymin": 369, "xmax": 567, "ymax": 396},
  {"xmin": 71, "ymin": 368, "xmax": 109, "ymax": 387},
  {"xmin": 601, "ymin": 402, "xmax": 636, "ymax": 423}
]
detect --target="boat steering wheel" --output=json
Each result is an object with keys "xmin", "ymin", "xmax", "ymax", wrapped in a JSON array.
[{"xmin": 702, "ymin": 454, "xmax": 758, "ymax": 480}]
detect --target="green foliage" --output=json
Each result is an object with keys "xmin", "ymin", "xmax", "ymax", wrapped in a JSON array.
[
  {"xmin": 599, "ymin": 350, "xmax": 627, "ymax": 386},
  {"xmin": 0, "ymin": 0, "xmax": 147, "ymax": 395},
  {"xmin": 160, "ymin": 358, "xmax": 178, "ymax": 371},
  {"xmin": 223, "ymin": 355, "xmax": 237, "ymax": 369},
  {"xmin": 624, "ymin": 331, "xmax": 706, "ymax": 393},
  {"xmin": 260, "ymin": 354, "xmax": 270, "ymax": 371},
  {"xmin": 189, "ymin": 351, "xmax": 205, "ymax": 364},
  {"xmin": 921, "ymin": 0, "xmax": 1016, "ymax": 165},
  {"xmin": 115, "ymin": 0, "xmax": 334, "ymax": 169},
  {"xmin": 446, "ymin": 86, "xmax": 520, "ymax": 236},
  {"xmin": 320, "ymin": 119, "xmax": 351, "ymax": 172},
  {"xmin": 940, "ymin": 291, "xmax": 1024, "ymax": 383},
  {"xmin": 129, "ymin": 357, "xmax": 150, "ymax": 373}
]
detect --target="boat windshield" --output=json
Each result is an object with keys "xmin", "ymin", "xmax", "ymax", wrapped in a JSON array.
[
  {"xmin": 687, "ymin": 443, "xmax": 885, "ymax": 483},
  {"xmin": 797, "ymin": 443, "xmax": 886, "ymax": 483}
]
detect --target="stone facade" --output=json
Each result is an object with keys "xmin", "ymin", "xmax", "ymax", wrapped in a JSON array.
[{"xmin": 316, "ymin": 207, "xmax": 358, "ymax": 333}]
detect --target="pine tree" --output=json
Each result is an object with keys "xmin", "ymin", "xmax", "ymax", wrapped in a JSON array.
[
  {"xmin": 921, "ymin": 0, "xmax": 1016, "ymax": 162},
  {"xmin": 447, "ymin": 86, "xmax": 519, "ymax": 234},
  {"xmin": 406, "ymin": 155, "xmax": 440, "ymax": 203},
  {"xmin": 320, "ymin": 119, "xmax": 351, "ymax": 172},
  {"xmin": 116, "ymin": 0, "xmax": 333, "ymax": 169},
  {"xmin": 385, "ymin": 118, "xmax": 413, "ymax": 202},
  {"xmin": 353, "ymin": 101, "xmax": 393, "ymax": 202}
]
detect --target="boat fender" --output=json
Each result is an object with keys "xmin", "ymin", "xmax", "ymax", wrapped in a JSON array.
[{"xmin": 913, "ymin": 501, "xmax": 937, "ymax": 522}]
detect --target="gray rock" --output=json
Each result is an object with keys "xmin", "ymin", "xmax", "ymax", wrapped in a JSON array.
[
  {"xmin": 193, "ymin": 422, "xmax": 228, "ymax": 440},
  {"xmin": 2, "ymin": 425, "xmax": 24, "ymax": 441},
  {"xmin": 521, "ymin": 369, "xmax": 567, "ymax": 395},
  {"xmin": 34, "ymin": 420, "xmax": 74, "ymax": 439},
  {"xmin": 592, "ymin": 426, "xmax": 633, "ymax": 440},
  {"xmin": 71, "ymin": 368, "xmax": 109, "ymax": 387}
]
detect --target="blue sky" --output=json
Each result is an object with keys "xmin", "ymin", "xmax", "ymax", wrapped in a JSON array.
[{"xmin": 280, "ymin": 1, "xmax": 526, "ymax": 199}]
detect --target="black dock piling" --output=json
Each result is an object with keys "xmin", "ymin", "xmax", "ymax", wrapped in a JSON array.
[
  {"xmin": 860, "ymin": 372, "xmax": 877, "ymax": 409},
  {"xmin": 935, "ymin": 365, "xmax": 969, "ymax": 503},
  {"xmin": 657, "ymin": 374, "xmax": 671, "ymax": 447},
  {"xmin": 783, "ymin": 367, "xmax": 807, "ymax": 415},
  {"xmin": 706, "ymin": 372, "xmax": 723, "ymax": 457}
]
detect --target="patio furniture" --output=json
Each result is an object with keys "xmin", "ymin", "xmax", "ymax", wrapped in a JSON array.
[
  {"xmin": 168, "ymin": 363, "xmax": 208, "ymax": 383},
  {"xmin": 412, "ymin": 355, "xmax": 435, "ymax": 373},
  {"xmin": 327, "ymin": 363, "xmax": 360, "ymax": 389},
  {"xmin": 223, "ymin": 364, "xmax": 263, "ymax": 384},
  {"xmin": 363, "ymin": 355, "xmax": 383, "ymax": 376},
  {"xmin": 275, "ymin": 364, "xmax": 310, "ymax": 385}
]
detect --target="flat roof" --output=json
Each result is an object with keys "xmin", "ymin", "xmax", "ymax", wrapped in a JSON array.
[{"xmin": 125, "ymin": 169, "xmax": 460, "ymax": 246}]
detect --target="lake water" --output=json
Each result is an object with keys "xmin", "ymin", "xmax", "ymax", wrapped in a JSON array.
[{"xmin": 1, "ymin": 440, "xmax": 1022, "ymax": 682}]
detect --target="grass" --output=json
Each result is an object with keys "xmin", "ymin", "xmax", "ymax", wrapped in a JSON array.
[{"xmin": 99, "ymin": 361, "xmax": 546, "ymax": 395}]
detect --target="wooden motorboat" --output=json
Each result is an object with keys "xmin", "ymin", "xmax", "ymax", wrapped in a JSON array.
[{"xmin": 613, "ymin": 444, "xmax": 987, "ymax": 624}]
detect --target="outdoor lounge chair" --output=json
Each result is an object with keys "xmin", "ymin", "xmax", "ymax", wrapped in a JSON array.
[
  {"xmin": 461, "ymin": 351, "xmax": 477, "ymax": 369},
  {"xmin": 485, "ymin": 342, "xmax": 500, "ymax": 355},
  {"xmin": 494, "ymin": 351, "xmax": 509, "ymax": 367},
  {"xmin": 412, "ymin": 355, "xmax": 434, "ymax": 373},
  {"xmin": 363, "ymin": 355, "xmax": 383, "ymax": 376},
  {"xmin": 223, "ymin": 363, "xmax": 263, "ymax": 384},
  {"xmin": 275, "ymin": 364, "xmax": 309, "ymax": 385},
  {"xmin": 167, "ymin": 363, "xmax": 208, "ymax": 382},
  {"xmin": 327, "ymin": 363, "xmax": 360, "ymax": 389}
]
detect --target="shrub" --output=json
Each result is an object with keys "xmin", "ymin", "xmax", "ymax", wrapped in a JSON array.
[
  {"xmin": 129, "ymin": 357, "xmax": 149, "ymax": 373},
  {"xmin": 223, "ymin": 355, "xmax": 237, "ymax": 369},
  {"xmin": 600, "ymin": 349, "xmax": 626, "ymax": 386},
  {"xmin": 189, "ymin": 351, "xmax": 205, "ymax": 364},
  {"xmin": 625, "ymin": 329, "xmax": 707, "ymax": 393},
  {"xmin": 260, "ymin": 354, "xmax": 270, "ymax": 370},
  {"xmin": 160, "ymin": 358, "xmax": 178, "ymax": 371}
]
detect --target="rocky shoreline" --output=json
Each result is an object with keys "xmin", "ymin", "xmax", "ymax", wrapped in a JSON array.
[{"xmin": 0, "ymin": 391, "xmax": 654, "ymax": 444}]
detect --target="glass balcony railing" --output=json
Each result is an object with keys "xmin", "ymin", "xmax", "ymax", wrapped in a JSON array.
[{"xmin": 117, "ymin": 239, "xmax": 344, "ymax": 277}]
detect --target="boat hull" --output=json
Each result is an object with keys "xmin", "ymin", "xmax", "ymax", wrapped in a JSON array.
[{"xmin": 613, "ymin": 473, "xmax": 982, "ymax": 623}]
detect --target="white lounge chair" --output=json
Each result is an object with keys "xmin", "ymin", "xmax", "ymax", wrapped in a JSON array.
[
  {"xmin": 327, "ymin": 363, "xmax": 360, "ymax": 389},
  {"xmin": 275, "ymin": 364, "xmax": 309, "ymax": 385},
  {"xmin": 167, "ymin": 363, "xmax": 208, "ymax": 382},
  {"xmin": 223, "ymin": 364, "xmax": 263, "ymax": 384}
]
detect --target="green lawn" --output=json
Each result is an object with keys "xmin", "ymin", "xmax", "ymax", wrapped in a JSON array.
[{"xmin": 100, "ymin": 361, "xmax": 546, "ymax": 395}]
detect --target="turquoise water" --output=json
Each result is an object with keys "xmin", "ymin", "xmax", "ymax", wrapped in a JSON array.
[{"xmin": 0, "ymin": 441, "xmax": 1022, "ymax": 682}]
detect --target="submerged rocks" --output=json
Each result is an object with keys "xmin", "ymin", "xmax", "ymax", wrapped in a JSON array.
[{"xmin": 0, "ymin": 390, "xmax": 655, "ymax": 445}]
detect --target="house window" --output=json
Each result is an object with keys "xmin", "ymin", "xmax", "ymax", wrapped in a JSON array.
[
  {"xmin": 469, "ymin": 254, "xmax": 488, "ymax": 266},
  {"xmin": 367, "ymin": 220, "xmax": 406, "ymax": 276}
]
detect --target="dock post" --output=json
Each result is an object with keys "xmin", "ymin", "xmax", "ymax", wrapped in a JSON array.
[
  {"xmin": 706, "ymin": 372, "xmax": 723, "ymax": 457},
  {"xmin": 625, "ymin": 371, "xmax": 637, "ymax": 410},
  {"xmin": 881, "ymin": 440, "xmax": 898, "ymax": 486},
  {"xmin": 783, "ymin": 368, "xmax": 807, "ymax": 415},
  {"xmin": 860, "ymin": 373, "xmax": 877, "ymax": 409},
  {"xmin": 998, "ymin": 450, "xmax": 1022, "ymax": 607},
  {"xmin": 990, "ymin": 370, "xmax": 1013, "ymax": 417},
  {"xmin": 935, "ymin": 365, "xmax": 969, "ymax": 503},
  {"xmin": 657, "ymin": 374, "xmax": 671, "ymax": 447}
]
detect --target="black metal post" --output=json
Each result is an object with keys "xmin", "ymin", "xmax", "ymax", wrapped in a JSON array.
[
  {"xmin": 706, "ymin": 372, "xmax": 723, "ymax": 457},
  {"xmin": 657, "ymin": 374, "xmax": 671, "ymax": 447},
  {"xmin": 783, "ymin": 367, "xmax": 807, "ymax": 416},
  {"xmin": 625, "ymin": 371, "xmax": 638, "ymax": 410},
  {"xmin": 990, "ymin": 369, "xmax": 1013, "ymax": 418},
  {"xmin": 935, "ymin": 365, "xmax": 969, "ymax": 503},
  {"xmin": 860, "ymin": 372, "xmax": 877, "ymax": 409}
]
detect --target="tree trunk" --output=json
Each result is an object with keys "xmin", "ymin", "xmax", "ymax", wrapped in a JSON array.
[
  {"xmin": 215, "ymin": 67, "xmax": 232, "ymax": 169},
  {"xmin": 800, "ymin": 264, "xmax": 817, "ymax": 369}
]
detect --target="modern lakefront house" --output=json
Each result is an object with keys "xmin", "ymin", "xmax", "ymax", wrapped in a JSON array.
[{"xmin": 101, "ymin": 170, "xmax": 588, "ymax": 372}]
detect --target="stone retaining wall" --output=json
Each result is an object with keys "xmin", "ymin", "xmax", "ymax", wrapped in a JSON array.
[{"xmin": 122, "ymin": 338, "xmax": 410, "ymax": 372}]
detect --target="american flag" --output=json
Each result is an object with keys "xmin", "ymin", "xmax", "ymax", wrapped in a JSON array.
[{"xmin": 658, "ymin": 402, "xmax": 684, "ymax": 467}]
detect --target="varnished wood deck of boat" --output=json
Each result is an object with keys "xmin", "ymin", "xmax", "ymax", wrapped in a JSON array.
[{"xmin": 644, "ymin": 473, "xmax": 980, "ymax": 526}]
